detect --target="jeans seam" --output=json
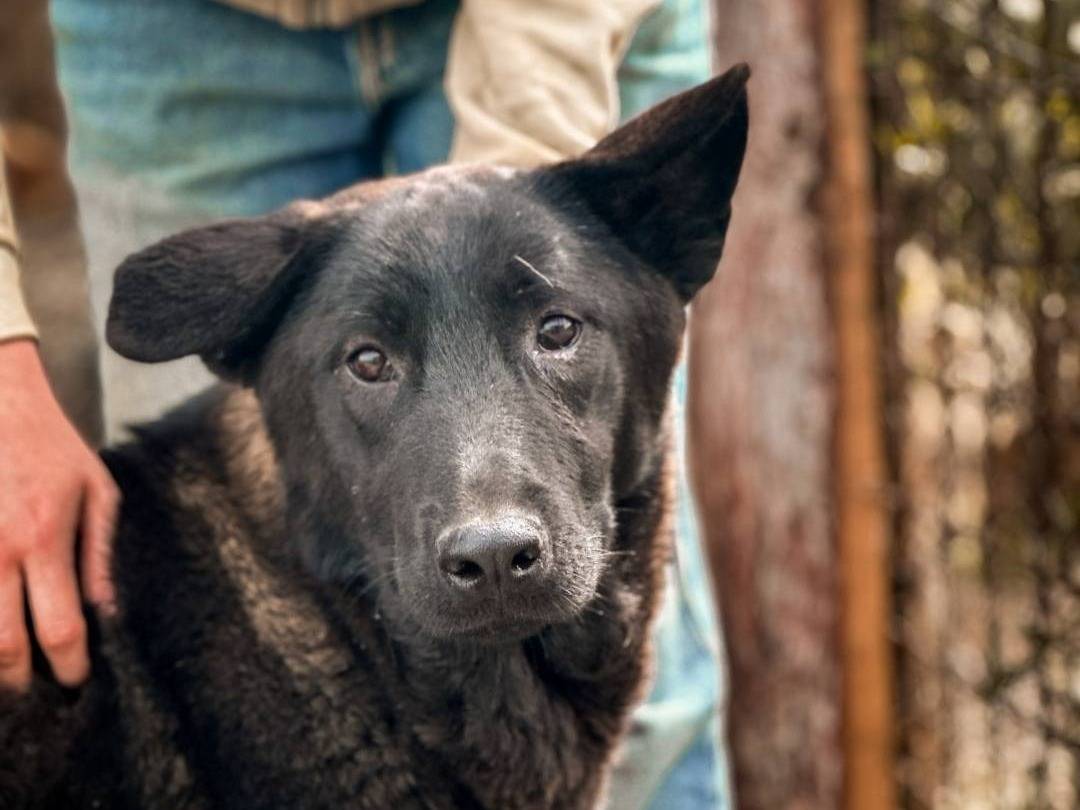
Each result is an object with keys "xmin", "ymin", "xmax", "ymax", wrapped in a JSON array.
[
  {"xmin": 355, "ymin": 19, "xmax": 383, "ymax": 106},
  {"xmin": 378, "ymin": 15, "xmax": 396, "ymax": 73}
]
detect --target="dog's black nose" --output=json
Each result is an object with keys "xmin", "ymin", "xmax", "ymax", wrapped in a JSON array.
[{"xmin": 437, "ymin": 517, "xmax": 544, "ymax": 591}]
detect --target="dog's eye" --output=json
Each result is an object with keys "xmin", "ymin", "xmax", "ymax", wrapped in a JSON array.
[
  {"xmin": 347, "ymin": 346, "xmax": 392, "ymax": 382},
  {"xmin": 537, "ymin": 315, "xmax": 581, "ymax": 351}
]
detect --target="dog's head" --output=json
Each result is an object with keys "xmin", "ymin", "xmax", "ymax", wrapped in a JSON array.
[{"xmin": 106, "ymin": 67, "xmax": 749, "ymax": 643}]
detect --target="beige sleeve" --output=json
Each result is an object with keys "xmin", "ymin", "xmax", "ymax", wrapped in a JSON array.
[
  {"xmin": 0, "ymin": 161, "xmax": 37, "ymax": 342},
  {"xmin": 445, "ymin": 0, "xmax": 660, "ymax": 168}
]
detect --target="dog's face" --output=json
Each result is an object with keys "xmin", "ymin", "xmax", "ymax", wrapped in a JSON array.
[
  {"xmin": 253, "ymin": 172, "xmax": 687, "ymax": 641},
  {"xmin": 106, "ymin": 67, "xmax": 749, "ymax": 643}
]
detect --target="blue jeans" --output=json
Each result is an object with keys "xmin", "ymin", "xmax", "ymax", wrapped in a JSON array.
[{"xmin": 52, "ymin": 1, "xmax": 727, "ymax": 806}]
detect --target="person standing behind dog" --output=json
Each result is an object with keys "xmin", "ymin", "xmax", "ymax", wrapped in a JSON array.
[{"xmin": 0, "ymin": 1, "xmax": 728, "ymax": 806}]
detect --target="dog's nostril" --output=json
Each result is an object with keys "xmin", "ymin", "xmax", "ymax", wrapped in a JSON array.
[
  {"xmin": 511, "ymin": 544, "xmax": 540, "ymax": 574},
  {"xmin": 448, "ymin": 558, "xmax": 484, "ymax": 583}
]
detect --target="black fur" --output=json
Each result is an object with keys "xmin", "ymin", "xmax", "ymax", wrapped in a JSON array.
[{"xmin": 0, "ymin": 67, "xmax": 749, "ymax": 809}]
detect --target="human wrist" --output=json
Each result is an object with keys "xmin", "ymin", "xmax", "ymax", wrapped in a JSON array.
[
  {"xmin": 0, "ymin": 247, "xmax": 39, "ymax": 344},
  {"xmin": 0, "ymin": 336, "xmax": 55, "ymax": 403}
]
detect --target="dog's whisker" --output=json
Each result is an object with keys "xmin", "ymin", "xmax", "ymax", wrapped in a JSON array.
[{"xmin": 345, "ymin": 569, "xmax": 396, "ymax": 602}]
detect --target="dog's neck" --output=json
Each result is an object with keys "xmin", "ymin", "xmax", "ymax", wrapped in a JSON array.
[
  {"xmin": 210, "ymin": 386, "xmax": 673, "ymax": 809},
  {"xmin": 329, "ymin": 487, "xmax": 669, "ymax": 810}
]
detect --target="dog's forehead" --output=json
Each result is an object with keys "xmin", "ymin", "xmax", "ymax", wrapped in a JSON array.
[
  {"xmin": 323, "ymin": 164, "xmax": 522, "ymax": 224},
  {"xmin": 368, "ymin": 165, "xmax": 544, "ymax": 236},
  {"xmin": 323, "ymin": 167, "xmax": 573, "ymax": 285},
  {"xmin": 394, "ymin": 164, "xmax": 518, "ymax": 208}
]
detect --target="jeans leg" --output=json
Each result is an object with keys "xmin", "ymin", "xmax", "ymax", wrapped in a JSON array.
[
  {"xmin": 612, "ymin": 1, "xmax": 731, "ymax": 807},
  {"xmin": 51, "ymin": 0, "xmax": 379, "ymax": 437},
  {"xmin": 618, "ymin": 0, "xmax": 714, "ymax": 119},
  {"xmin": 383, "ymin": 82, "xmax": 454, "ymax": 174},
  {"xmin": 357, "ymin": 0, "xmax": 457, "ymax": 174},
  {"xmin": 76, "ymin": 174, "xmax": 218, "ymax": 439}
]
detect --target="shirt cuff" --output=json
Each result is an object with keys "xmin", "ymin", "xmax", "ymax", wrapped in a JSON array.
[{"xmin": 0, "ymin": 246, "xmax": 37, "ymax": 342}]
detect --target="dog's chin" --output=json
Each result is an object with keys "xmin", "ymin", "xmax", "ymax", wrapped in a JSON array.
[{"xmin": 440, "ymin": 617, "xmax": 551, "ymax": 646}]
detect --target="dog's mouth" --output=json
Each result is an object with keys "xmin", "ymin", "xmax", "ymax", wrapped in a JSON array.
[
  {"xmin": 386, "ymin": 581, "xmax": 597, "ymax": 645},
  {"xmin": 436, "ymin": 615, "xmax": 552, "ymax": 644},
  {"xmin": 414, "ymin": 596, "xmax": 589, "ymax": 644}
]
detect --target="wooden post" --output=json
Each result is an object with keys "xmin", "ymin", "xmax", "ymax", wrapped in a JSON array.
[
  {"xmin": 692, "ymin": 3, "xmax": 843, "ymax": 807},
  {"xmin": 819, "ymin": 0, "xmax": 898, "ymax": 809},
  {"xmin": 694, "ymin": 1, "xmax": 897, "ymax": 807}
]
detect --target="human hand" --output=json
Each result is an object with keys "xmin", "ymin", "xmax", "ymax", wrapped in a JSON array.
[{"xmin": 0, "ymin": 338, "xmax": 118, "ymax": 692}]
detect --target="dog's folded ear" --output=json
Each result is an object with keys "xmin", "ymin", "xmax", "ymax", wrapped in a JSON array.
[
  {"xmin": 539, "ymin": 63, "xmax": 750, "ymax": 300},
  {"xmin": 106, "ymin": 204, "xmax": 329, "ymax": 382}
]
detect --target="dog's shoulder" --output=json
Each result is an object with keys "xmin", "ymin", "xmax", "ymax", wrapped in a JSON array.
[
  {"xmin": 78, "ymin": 385, "xmax": 286, "ymax": 808},
  {"xmin": 94, "ymin": 387, "xmax": 418, "ymax": 808},
  {"xmin": 104, "ymin": 384, "xmax": 284, "ymax": 559},
  {"xmin": 101, "ymin": 383, "xmax": 292, "ymax": 685}
]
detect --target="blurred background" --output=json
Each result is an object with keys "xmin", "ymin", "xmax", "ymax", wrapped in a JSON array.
[
  {"xmin": 2, "ymin": 0, "xmax": 1077, "ymax": 808},
  {"xmin": 692, "ymin": 1, "xmax": 1078, "ymax": 808}
]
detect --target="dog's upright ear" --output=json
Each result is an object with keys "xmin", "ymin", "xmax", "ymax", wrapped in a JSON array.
[
  {"xmin": 541, "ymin": 63, "xmax": 750, "ymax": 300},
  {"xmin": 106, "ymin": 203, "xmax": 331, "ymax": 382}
]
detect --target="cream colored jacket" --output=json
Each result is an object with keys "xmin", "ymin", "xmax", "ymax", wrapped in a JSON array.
[{"xmin": 0, "ymin": 0, "xmax": 658, "ymax": 342}]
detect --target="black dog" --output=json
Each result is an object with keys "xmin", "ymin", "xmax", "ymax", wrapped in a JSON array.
[{"xmin": 0, "ymin": 66, "xmax": 748, "ymax": 809}]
